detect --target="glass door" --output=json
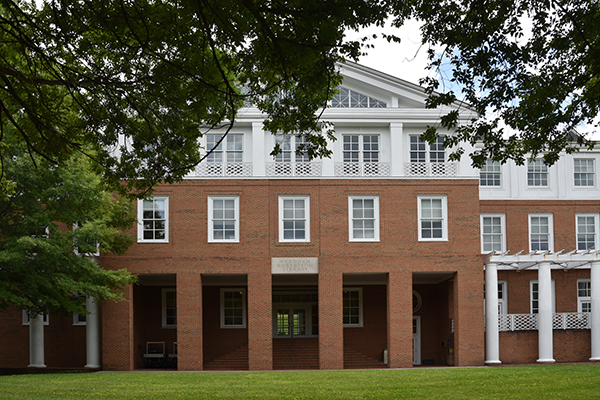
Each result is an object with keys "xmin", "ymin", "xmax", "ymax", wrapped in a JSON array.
[{"xmin": 275, "ymin": 307, "xmax": 308, "ymax": 337}]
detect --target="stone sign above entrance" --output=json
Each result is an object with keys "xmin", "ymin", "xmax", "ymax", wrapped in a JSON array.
[{"xmin": 272, "ymin": 258, "xmax": 318, "ymax": 274}]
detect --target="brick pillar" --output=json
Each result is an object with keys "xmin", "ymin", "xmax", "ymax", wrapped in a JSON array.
[
  {"xmin": 319, "ymin": 271, "xmax": 343, "ymax": 369},
  {"xmin": 387, "ymin": 270, "xmax": 412, "ymax": 368},
  {"xmin": 102, "ymin": 284, "xmax": 134, "ymax": 370},
  {"xmin": 454, "ymin": 271, "xmax": 485, "ymax": 366},
  {"xmin": 177, "ymin": 272, "xmax": 203, "ymax": 371},
  {"xmin": 248, "ymin": 271, "xmax": 272, "ymax": 370}
]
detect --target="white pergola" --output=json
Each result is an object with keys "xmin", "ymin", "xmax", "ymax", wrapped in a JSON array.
[{"xmin": 484, "ymin": 250, "xmax": 600, "ymax": 364}]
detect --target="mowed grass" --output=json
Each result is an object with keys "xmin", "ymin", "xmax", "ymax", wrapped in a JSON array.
[{"xmin": 1, "ymin": 365, "xmax": 599, "ymax": 399}]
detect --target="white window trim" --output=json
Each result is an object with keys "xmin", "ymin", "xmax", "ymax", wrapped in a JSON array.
[
  {"xmin": 480, "ymin": 213, "xmax": 507, "ymax": 254},
  {"xmin": 573, "ymin": 158, "xmax": 595, "ymax": 189},
  {"xmin": 348, "ymin": 195, "xmax": 380, "ymax": 242},
  {"xmin": 530, "ymin": 279, "xmax": 556, "ymax": 314},
  {"xmin": 73, "ymin": 292, "xmax": 87, "ymax": 326},
  {"xmin": 342, "ymin": 134, "xmax": 381, "ymax": 163},
  {"xmin": 22, "ymin": 311, "xmax": 49, "ymax": 326},
  {"xmin": 528, "ymin": 213, "xmax": 554, "ymax": 252},
  {"xmin": 418, "ymin": 195, "xmax": 448, "ymax": 241},
  {"xmin": 409, "ymin": 135, "xmax": 446, "ymax": 163},
  {"xmin": 162, "ymin": 288, "xmax": 177, "ymax": 329},
  {"xmin": 278, "ymin": 195, "xmax": 310, "ymax": 243},
  {"xmin": 576, "ymin": 213, "xmax": 599, "ymax": 251},
  {"xmin": 220, "ymin": 288, "xmax": 247, "ymax": 328},
  {"xmin": 208, "ymin": 195, "xmax": 240, "ymax": 243},
  {"xmin": 479, "ymin": 160, "xmax": 503, "ymax": 188},
  {"xmin": 498, "ymin": 280, "xmax": 508, "ymax": 314},
  {"xmin": 527, "ymin": 159, "xmax": 550, "ymax": 188},
  {"xmin": 137, "ymin": 196, "xmax": 169, "ymax": 243},
  {"xmin": 343, "ymin": 287, "xmax": 363, "ymax": 327},
  {"xmin": 577, "ymin": 279, "xmax": 591, "ymax": 313}
]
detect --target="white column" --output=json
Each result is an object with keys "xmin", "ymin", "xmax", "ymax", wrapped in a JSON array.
[
  {"xmin": 485, "ymin": 263, "xmax": 501, "ymax": 364},
  {"xmin": 251, "ymin": 122, "xmax": 265, "ymax": 176},
  {"xmin": 590, "ymin": 261, "xmax": 600, "ymax": 361},
  {"xmin": 85, "ymin": 297, "xmax": 101, "ymax": 368},
  {"xmin": 537, "ymin": 261, "xmax": 555, "ymax": 362},
  {"xmin": 389, "ymin": 122, "xmax": 403, "ymax": 176},
  {"xmin": 28, "ymin": 314, "xmax": 46, "ymax": 368}
]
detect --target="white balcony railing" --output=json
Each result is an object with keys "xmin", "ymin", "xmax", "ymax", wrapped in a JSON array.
[
  {"xmin": 191, "ymin": 162, "xmax": 253, "ymax": 177},
  {"xmin": 498, "ymin": 312, "xmax": 591, "ymax": 332},
  {"xmin": 265, "ymin": 162, "xmax": 322, "ymax": 177},
  {"xmin": 403, "ymin": 162, "xmax": 457, "ymax": 177},
  {"xmin": 334, "ymin": 162, "xmax": 390, "ymax": 177}
]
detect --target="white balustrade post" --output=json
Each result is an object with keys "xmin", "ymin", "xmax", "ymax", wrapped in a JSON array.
[
  {"xmin": 590, "ymin": 261, "xmax": 600, "ymax": 361},
  {"xmin": 485, "ymin": 262, "xmax": 501, "ymax": 364},
  {"xmin": 28, "ymin": 314, "xmax": 46, "ymax": 368},
  {"xmin": 85, "ymin": 296, "xmax": 101, "ymax": 368},
  {"xmin": 537, "ymin": 261, "xmax": 555, "ymax": 362}
]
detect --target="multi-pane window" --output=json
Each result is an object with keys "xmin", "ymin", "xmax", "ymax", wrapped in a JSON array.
[
  {"xmin": 331, "ymin": 87, "xmax": 387, "ymax": 108},
  {"xmin": 349, "ymin": 196, "xmax": 379, "ymax": 241},
  {"xmin": 274, "ymin": 135, "xmax": 308, "ymax": 163},
  {"xmin": 206, "ymin": 134, "xmax": 243, "ymax": 164},
  {"xmin": 577, "ymin": 280, "xmax": 591, "ymax": 313},
  {"xmin": 527, "ymin": 159, "xmax": 548, "ymax": 187},
  {"xmin": 418, "ymin": 196, "xmax": 448, "ymax": 241},
  {"xmin": 73, "ymin": 292, "xmax": 87, "ymax": 326},
  {"xmin": 576, "ymin": 214, "xmax": 598, "ymax": 250},
  {"xmin": 498, "ymin": 281, "xmax": 507, "ymax": 314},
  {"xmin": 279, "ymin": 196, "xmax": 310, "ymax": 242},
  {"xmin": 162, "ymin": 289, "xmax": 177, "ymax": 328},
  {"xmin": 410, "ymin": 135, "xmax": 445, "ymax": 163},
  {"xmin": 343, "ymin": 288, "xmax": 363, "ymax": 326},
  {"xmin": 481, "ymin": 214, "xmax": 506, "ymax": 253},
  {"xmin": 138, "ymin": 196, "xmax": 168, "ymax": 242},
  {"xmin": 343, "ymin": 135, "xmax": 379, "ymax": 163},
  {"xmin": 208, "ymin": 196, "xmax": 239, "ymax": 242},
  {"xmin": 530, "ymin": 280, "xmax": 556, "ymax": 314},
  {"xmin": 529, "ymin": 214, "xmax": 553, "ymax": 252},
  {"xmin": 574, "ymin": 159, "xmax": 595, "ymax": 187},
  {"xmin": 221, "ymin": 289, "xmax": 246, "ymax": 328},
  {"xmin": 480, "ymin": 160, "xmax": 501, "ymax": 187}
]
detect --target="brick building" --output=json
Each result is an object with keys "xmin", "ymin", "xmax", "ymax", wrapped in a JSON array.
[{"xmin": 1, "ymin": 62, "xmax": 599, "ymax": 371}]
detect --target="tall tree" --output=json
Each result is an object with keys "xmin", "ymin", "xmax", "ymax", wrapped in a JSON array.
[{"xmin": 0, "ymin": 136, "xmax": 136, "ymax": 316}]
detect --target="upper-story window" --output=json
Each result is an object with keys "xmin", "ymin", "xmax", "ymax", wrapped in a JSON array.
[
  {"xmin": 208, "ymin": 196, "xmax": 239, "ymax": 242},
  {"xmin": 574, "ymin": 158, "xmax": 595, "ymax": 187},
  {"xmin": 207, "ymin": 134, "xmax": 243, "ymax": 164},
  {"xmin": 480, "ymin": 214, "xmax": 506, "ymax": 253},
  {"xmin": 529, "ymin": 214, "xmax": 553, "ymax": 252},
  {"xmin": 576, "ymin": 214, "xmax": 598, "ymax": 251},
  {"xmin": 138, "ymin": 196, "xmax": 169, "ymax": 243},
  {"xmin": 349, "ymin": 195, "xmax": 380, "ymax": 242},
  {"xmin": 418, "ymin": 195, "xmax": 448, "ymax": 241},
  {"xmin": 279, "ymin": 196, "xmax": 310, "ymax": 242},
  {"xmin": 331, "ymin": 87, "xmax": 387, "ymax": 108},
  {"xmin": 480, "ymin": 160, "xmax": 501, "ymax": 187},
  {"xmin": 274, "ymin": 135, "xmax": 309, "ymax": 163},
  {"xmin": 527, "ymin": 159, "xmax": 548, "ymax": 187},
  {"xmin": 410, "ymin": 135, "xmax": 445, "ymax": 163},
  {"xmin": 343, "ymin": 135, "xmax": 379, "ymax": 164}
]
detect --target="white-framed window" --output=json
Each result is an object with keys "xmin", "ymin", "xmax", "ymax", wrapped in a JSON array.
[
  {"xmin": 208, "ymin": 196, "xmax": 239, "ymax": 242},
  {"xmin": 530, "ymin": 280, "xmax": 556, "ymax": 314},
  {"xmin": 527, "ymin": 159, "xmax": 549, "ymax": 187},
  {"xmin": 162, "ymin": 288, "xmax": 177, "ymax": 328},
  {"xmin": 529, "ymin": 214, "xmax": 553, "ymax": 252},
  {"xmin": 138, "ymin": 196, "xmax": 169, "ymax": 243},
  {"xmin": 331, "ymin": 87, "xmax": 387, "ymax": 108},
  {"xmin": 577, "ymin": 279, "xmax": 591, "ymax": 313},
  {"xmin": 22, "ymin": 311, "xmax": 49, "ymax": 326},
  {"xmin": 498, "ymin": 281, "xmax": 508, "ymax": 314},
  {"xmin": 274, "ymin": 135, "xmax": 309, "ymax": 163},
  {"xmin": 206, "ymin": 134, "xmax": 243, "ymax": 164},
  {"xmin": 348, "ymin": 195, "xmax": 380, "ymax": 242},
  {"xmin": 279, "ymin": 196, "xmax": 310, "ymax": 242},
  {"xmin": 73, "ymin": 222, "xmax": 100, "ymax": 256},
  {"xmin": 480, "ymin": 214, "xmax": 506, "ymax": 253},
  {"xmin": 576, "ymin": 213, "xmax": 599, "ymax": 251},
  {"xmin": 574, "ymin": 158, "xmax": 595, "ymax": 187},
  {"xmin": 343, "ymin": 288, "xmax": 363, "ymax": 327},
  {"xmin": 410, "ymin": 135, "xmax": 445, "ymax": 163},
  {"xmin": 343, "ymin": 135, "xmax": 380, "ymax": 163},
  {"xmin": 73, "ymin": 292, "xmax": 87, "ymax": 326},
  {"xmin": 418, "ymin": 195, "xmax": 448, "ymax": 241},
  {"xmin": 480, "ymin": 160, "xmax": 501, "ymax": 187},
  {"xmin": 220, "ymin": 288, "xmax": 246, "ymax": 328}
]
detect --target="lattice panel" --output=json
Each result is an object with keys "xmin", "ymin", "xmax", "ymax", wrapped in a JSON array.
[
  {"xmin": 265, "ymin": 163, "xmax": 322, "ymax": 177},
  {"xmin": 191, "ymin": 163, "xmax": 252, "ymax": 177},
  {"xmin": 404, "ymin": 162, "xmax": 458, "ymax": 177},
  {"xmin": 498, "ymin": 313, "xmax": 538, "ymax": 331},
  {"xmin": 553, "ymin": 313, "xmax": 591, "ymax": 330},
  {"xmin": 335, "ymin": 162, "xmax": 390, "ymax": 177}
]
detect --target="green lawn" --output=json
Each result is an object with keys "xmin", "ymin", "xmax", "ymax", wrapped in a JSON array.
[{"xmin": 1, "ymin": 365, "xmax": 599, "ymax": 399}]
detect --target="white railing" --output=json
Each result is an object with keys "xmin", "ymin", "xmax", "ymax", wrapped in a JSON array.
[
  {"xmin": 265, "ymin": 162, "xmax": 322, "ymax": 177},
  {"xmin": 498, "ymin": 312, "xmax": 591, "ymax": 331},
  {"xmin": 403, "ymin": 162, "xmax": 458, "ymax": 177},
  {"xmin": 334, "ymin": 162, "xmax": 390, "ymax": 177},
  {"xmin": 191, "ymin": 162, "xmax": 252, "ymax": 177}
]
